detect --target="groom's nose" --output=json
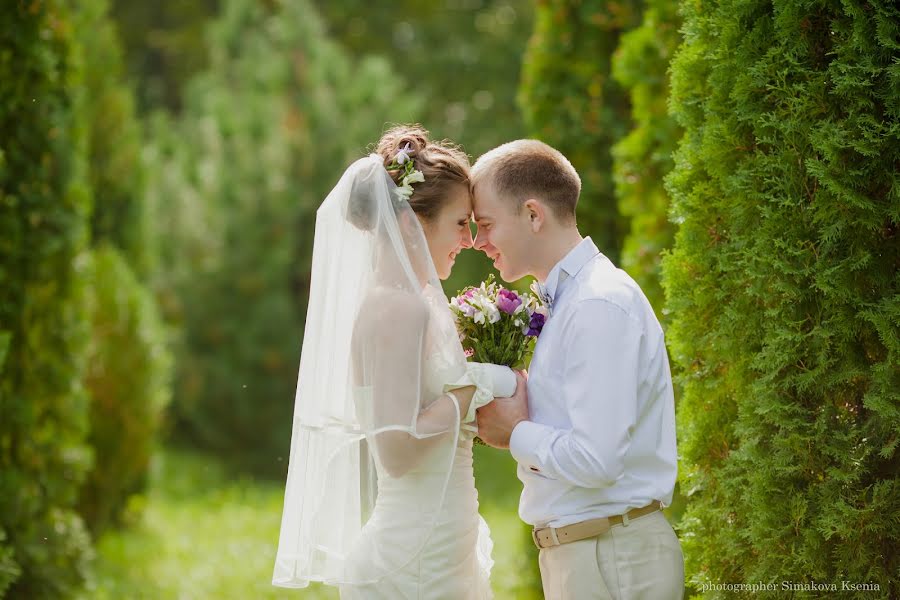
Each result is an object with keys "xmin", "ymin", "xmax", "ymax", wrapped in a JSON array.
[{"xmin": 473, "ymin": 229, "xmax": 488, "ymax": 252}]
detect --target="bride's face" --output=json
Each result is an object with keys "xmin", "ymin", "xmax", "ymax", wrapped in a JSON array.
[{"xmin": 419, "ymin": 184, "xmax": 474, "ymax": 280}]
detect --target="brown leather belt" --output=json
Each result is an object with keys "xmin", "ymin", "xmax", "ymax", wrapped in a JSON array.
[{"xmin": 532, "ymin": 501, "xmax": 663, "ymax": 549}]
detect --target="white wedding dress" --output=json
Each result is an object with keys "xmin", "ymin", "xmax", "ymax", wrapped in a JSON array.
[
  {"xmin": 340, "ymin": 289, "xmax": 495, "ymax": 600},
  {"xmin": 339, "ymin": 428, "xmax": 494, "ymax": 599},
  {"xmin": 272, "ymin": 156, "xmax": 498, "ymax": 599}
]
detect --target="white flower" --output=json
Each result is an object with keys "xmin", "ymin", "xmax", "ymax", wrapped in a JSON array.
[
  {"xmin": 394, "ymin": 184, "xmax": 413, "ymax": 202},
  {"xmin": 483, "ymin": 302, "xmax": 501, "ymax": 324},
  {"xmin": 402, "ymin": 169, "xmax": 425, "ymax": 186},
  {"xmin": 473, "ymin": 310, "xmax": 485, "ymax": 324},
  {"xmin": 514, "ymin": 318, "xmax": 523, "ymax": 327},
  {"xmin": 396, "ymin": 143, "xmax": 412, "ymax": 165}
]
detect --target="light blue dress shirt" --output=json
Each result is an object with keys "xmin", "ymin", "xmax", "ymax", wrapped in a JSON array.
[{"xmin": 510, "ymin": 237, "xmax": 678, "ymax": 528}]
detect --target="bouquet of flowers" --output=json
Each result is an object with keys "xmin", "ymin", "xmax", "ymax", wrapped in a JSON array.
[{"xmin": 449, "ymin": 275, "xmax": 548, "ymax": 370}]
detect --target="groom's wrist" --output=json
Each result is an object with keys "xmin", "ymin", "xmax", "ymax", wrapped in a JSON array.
[{"xmin": 509, "ymin": 419, "xmax": 555, "ymax": 476}]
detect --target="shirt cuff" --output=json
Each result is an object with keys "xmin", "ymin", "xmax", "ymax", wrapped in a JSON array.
[{"xmin": 509, "ymin": 420, "xmax": 556, "ymax": 476}]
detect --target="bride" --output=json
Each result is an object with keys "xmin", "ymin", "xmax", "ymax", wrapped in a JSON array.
[{"xmin": 272, "ymin": 125, "xmax": 517, "ymax": 599}]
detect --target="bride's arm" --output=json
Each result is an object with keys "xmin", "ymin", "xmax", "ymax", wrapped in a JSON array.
[{"xmin": 366, "ymin": 295, "xmax": 474, "ymax": 477}]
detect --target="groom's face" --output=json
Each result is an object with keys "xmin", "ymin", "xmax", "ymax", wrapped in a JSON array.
[{"xmin": 472, "ymin": 181, "xmax": 532, "ymax": 282}]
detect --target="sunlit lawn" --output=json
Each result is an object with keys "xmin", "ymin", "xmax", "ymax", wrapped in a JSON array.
[{"xmin": 83, "ymin": 445, "xmax": 543, "ymax": 599}]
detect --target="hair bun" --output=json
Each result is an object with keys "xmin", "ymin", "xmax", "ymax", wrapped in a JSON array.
[
  {"xmin": 376, "ymin": 124, "xmax": 429, "ymax": 163},
  {"xmin": 369, "ymin": 123, "xmax": 471, "ymax": 223}
]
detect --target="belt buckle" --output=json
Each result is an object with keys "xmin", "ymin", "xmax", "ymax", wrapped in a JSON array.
[{"xmin": 532, "ymin": 526, "xmax": 560, "ymax": 549}]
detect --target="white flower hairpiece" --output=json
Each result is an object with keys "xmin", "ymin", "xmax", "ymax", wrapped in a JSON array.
[{"xmin": 386, "ymin": 142, "xmax": 425, "ymax": 203}]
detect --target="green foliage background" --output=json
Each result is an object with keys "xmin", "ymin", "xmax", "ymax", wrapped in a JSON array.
[
  {"xmin": 519, "ymin": 0, "xmax": 644, "ymax": 262},
  {"xmin": 143, "ymin": 0, "xmax": 420, "ymax": 475},
  {"xmin": 2, "ymin": 0, "xmax": 898, "ymax": 597},
  {"xmin": 611, "ymin": 0, "xmax": 681, "ymax": 319}
]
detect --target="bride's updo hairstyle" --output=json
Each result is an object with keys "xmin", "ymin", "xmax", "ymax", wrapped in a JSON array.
[{"xmin": 375, "ymin": 124, "xmax": 471, "ymax": 223}]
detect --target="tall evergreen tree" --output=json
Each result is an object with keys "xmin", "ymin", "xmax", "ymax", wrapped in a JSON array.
[
  {"xmin": 68, "ymin": 0, "xmax": 173, "ymax": 537},
  {"xmin": 519, "ymin": 0, "xmax": 644, "ymax": 262},
  {"xmin": 144, "ymin": 0, "xmax": 420, "ymax": 476},
  {"xmin": 611, "ymin": 0, "xmax": 681, "ymax": 319},
  {"xmin": 663, "ymin": 0, "xmax": 899, "ymax": 594},
  {"xmin": 0, "ymin": 1, "xmax": 94, "ymax": 596},
  {"xmin": 81, "ymin": 0, "xmax": 151, "ymax": 276}
]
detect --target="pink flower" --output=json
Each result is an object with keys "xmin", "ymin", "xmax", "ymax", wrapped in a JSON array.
[{"xmin": 496, "ymin": 289, "xmax": 522, "ymax": 315}]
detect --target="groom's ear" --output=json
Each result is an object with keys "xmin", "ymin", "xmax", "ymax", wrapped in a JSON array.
[{"xmin": 523, "ymin": 198, "xmax": 545, "ymax": 233}]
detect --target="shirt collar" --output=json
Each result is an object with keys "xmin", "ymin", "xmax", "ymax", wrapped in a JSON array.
[{"xmin": 542, "ymin": 237, "xmax": 601, "ymax": 302}]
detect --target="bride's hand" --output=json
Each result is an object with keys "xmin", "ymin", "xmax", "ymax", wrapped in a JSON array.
[
  {"xmin": 469, "ymin": 362, "xmax": 516, "ymax": 398},
  {"xmin": 475, "ymin": 371, "xmax": 529, "ymax": 449}
]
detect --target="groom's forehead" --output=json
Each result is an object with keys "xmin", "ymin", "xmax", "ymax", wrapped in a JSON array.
[
  {"xmin": 473, "ymin": 197, "xmax": 512, "ymax": 222},
  {"xmin": 472, "ymin": 187, "xmax": 501, "ymax": 220}
]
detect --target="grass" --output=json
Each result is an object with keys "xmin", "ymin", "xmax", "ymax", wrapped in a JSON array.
[{"xmin": 82, "ymin": 445, "xmax": 543, "ymax": 599}]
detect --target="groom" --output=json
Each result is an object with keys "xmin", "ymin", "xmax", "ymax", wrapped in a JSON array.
[{"xmin": 471, "ymin": 140, "xmax": 684, "ymax": 599}]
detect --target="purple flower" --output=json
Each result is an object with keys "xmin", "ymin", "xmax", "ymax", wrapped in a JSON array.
[
  {"xmin": 496, "ymin": 289, "xmax": 522, "ymax": 315},
  {"xmin": 526, "ymin": 311, "xmax": 545, "ymax": 337},
  {"xmin": 464, "ymin": 289, "xmax": 475, "ymax": 299}
]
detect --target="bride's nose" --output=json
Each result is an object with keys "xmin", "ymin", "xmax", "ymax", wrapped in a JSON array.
[{"xmin": 460, "ymin": 226, "xmax": 474, "ymax": 249}]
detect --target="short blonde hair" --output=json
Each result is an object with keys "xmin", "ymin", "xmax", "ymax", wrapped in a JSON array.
[{"xmin": 471, "ymin": 139, "xmax": 581, "ymax": 224}]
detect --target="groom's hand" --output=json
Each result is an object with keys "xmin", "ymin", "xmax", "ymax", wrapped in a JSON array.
[{"xmin": 476, "ymin": 371, "xmax": 529, "ymax": 449}]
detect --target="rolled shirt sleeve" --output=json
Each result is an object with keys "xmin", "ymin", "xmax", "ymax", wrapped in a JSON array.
[{"xmin": 509, "ymin": 299, "xmax": 642, "ymax": 489}]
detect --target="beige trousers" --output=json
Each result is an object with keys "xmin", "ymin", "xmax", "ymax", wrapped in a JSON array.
[{"xmin": 537, "ymin": 511, "xmax": 685, "ymax": 600}]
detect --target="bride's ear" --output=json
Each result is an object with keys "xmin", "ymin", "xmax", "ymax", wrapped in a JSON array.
[{"xmin": 523, "ymin": 198, "xmax": 546, "ymax": 233}]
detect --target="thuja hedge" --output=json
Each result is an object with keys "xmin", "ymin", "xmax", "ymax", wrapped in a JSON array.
[
  {"xmin": 78, "ymin": 245, "xmax": 172, "ymax": 536},
  {"xmin": 0, "ymin": 1, "xmax": 94, "ymax": 596},
  {"xmin": 663, "ymin": 0, "xmax": 899, "ymax": 595}
]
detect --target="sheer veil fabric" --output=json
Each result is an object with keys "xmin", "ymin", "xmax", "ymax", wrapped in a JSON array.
[{"xmin": 273, "ymin": 155, "xmax": 475, "ymax": 588}]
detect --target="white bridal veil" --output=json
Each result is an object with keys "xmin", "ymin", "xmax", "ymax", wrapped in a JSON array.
[{"xmin": 273, "ymin": 155, "xmax": 474, "ymax": 587}]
